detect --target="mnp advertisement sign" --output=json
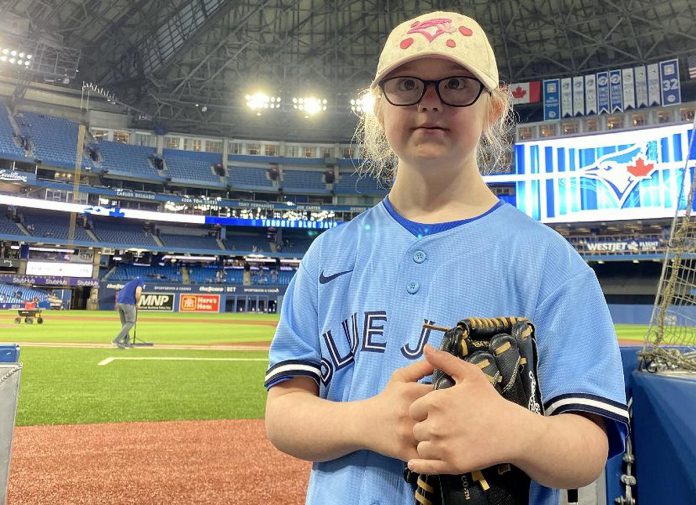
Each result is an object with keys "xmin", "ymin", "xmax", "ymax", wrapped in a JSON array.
[
  {"xmin": 138, "ymin": 293, "xmax": 174, "ymax": 311},
  {"xmin": 180, "ymin": 294, "xmax": 220, "ymax": 312}
]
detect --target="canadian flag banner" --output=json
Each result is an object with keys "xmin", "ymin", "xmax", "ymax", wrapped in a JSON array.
[{"xmin": 509, "ymin": 81, "xmax": 541, "ymax": 104}]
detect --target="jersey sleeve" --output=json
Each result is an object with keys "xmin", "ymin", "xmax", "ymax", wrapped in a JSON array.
[
  {"xmin": 533, "ymin": 267, "xmax": 629, "ymax": 458},
  {"xmin": 264, "ymin": 258, "xmax": 321, "ymax": 389}
]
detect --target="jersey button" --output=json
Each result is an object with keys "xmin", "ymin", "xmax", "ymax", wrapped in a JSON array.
[
  {"xmin": 413, "ymin": 250, "xmax": 427, "ymax": 263},
  {"xmin": 407, "ymin": 281, "xmax": 420, "ymax": 294}
]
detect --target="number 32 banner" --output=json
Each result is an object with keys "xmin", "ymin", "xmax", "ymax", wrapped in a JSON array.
[{"xmin": 659, "ymin": 59, "xmax": 681, "ymax": 106}]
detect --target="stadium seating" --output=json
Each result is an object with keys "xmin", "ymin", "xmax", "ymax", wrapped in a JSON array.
[
  {"xmin": 227, "ymin": 166, "xmax": 275, "ymax": 191},
  {"xmin": 187, "ymin": 266, "xmax": 232, "ymax": 284},
  {"xmin": 97, "ymin": 140, "xmax": 163, "ymax": 181},
  {"xmin": 0, "ymin": 284, "xmax": 49, "ymax": 305},
  {"xmin": 14, "ymin": 111, "xmax": 95, "ymax": 170},
  {"xmin": 159, "ymin": 233, "xmax": 222, "ymax": 251},
  {"xmin": 91, "ymin": 219, "xmax": 159, "ymax": 248},
  {"xmin": 281, "ymin": 169, "xmax": 330, "ymax": 194},
  {"xmin": 0, "ymin": 106, "xmax": 28, "ymax": 162},
  {"xmin": 276, "ymin": 237, "xmax": 313, "ymax": 254},
  {"xmin": 109, "ymin": 264, "xmax": 182, "ymax": 282},
  {"xmin": 0, "ymin": 215, "xmax": 23, "ymax": 236},
  {"xmin": 22, "ymin": 209, "xmax": 95, "ymax": 243},
  {"xmin": 222, "ymin": 235, "xmax": 269, "ymax": 253},
  {"xmin": 334, "ymin": 170, "xmax": 389, "ymax": 196},
  {"xmin": 162, "ymin": 148, "xmax": 225, "ymax": 187},
  {"xmin": 279, "ymin": 156, "xmax": 325, "ymax": 166}
]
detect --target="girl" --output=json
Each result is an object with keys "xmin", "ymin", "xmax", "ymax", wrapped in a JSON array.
[{"xmin": 265, "ymin": 11, "xmax": 628, "ymax": 505}]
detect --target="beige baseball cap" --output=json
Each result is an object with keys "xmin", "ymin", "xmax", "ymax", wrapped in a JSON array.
[{"xmin": 370, "ymin": 11, "xmax": 499, "ymax": 91}]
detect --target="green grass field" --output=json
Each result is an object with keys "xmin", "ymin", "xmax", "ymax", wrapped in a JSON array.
[{"xmin": 2, "ymin": 310, "xmax": 648, "ymax": 427}]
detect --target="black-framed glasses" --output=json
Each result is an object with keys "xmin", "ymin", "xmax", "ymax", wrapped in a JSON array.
[{"xmin": 378, "ymin": 75, "xmax": 486, "ymax": 107}]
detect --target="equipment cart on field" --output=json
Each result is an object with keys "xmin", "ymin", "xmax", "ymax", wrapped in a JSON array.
[{"xmin": 14, "ymin": 308, "xmax": 43, "ymax": 324}]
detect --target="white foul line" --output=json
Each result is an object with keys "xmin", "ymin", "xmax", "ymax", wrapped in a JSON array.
[{"xmin": 98, "ymin": 357, "xmax": 268, "ymax": 366}]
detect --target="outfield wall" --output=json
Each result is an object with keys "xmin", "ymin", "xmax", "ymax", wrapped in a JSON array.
[{"xmin": 99, "ymin": 281, "xmax": 286, "ymax": 313}]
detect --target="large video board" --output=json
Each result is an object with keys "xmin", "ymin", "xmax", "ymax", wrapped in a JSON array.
[{"xmin": 514, "ymin": 123, "xmax": 696, "ymax": 223}]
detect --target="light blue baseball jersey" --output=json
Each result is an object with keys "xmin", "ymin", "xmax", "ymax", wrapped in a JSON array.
[{"xmin": 265, "ymin": 199, "xmax": 629, "ymax": 505}]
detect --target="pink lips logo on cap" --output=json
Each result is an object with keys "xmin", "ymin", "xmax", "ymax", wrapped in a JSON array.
[{"xmin": 399, "ymin": 17, "xmax": 473, "ymax": 49}]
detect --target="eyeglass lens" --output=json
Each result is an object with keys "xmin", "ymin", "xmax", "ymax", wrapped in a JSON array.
[{"xmin": 380, "ymin": 76, "xmax": 484, "ymax": 107}]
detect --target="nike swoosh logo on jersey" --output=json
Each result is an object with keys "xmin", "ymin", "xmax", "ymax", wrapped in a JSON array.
[{"xmin": 319, "ymin": 269, "xmax": 354, "ymax": 284}]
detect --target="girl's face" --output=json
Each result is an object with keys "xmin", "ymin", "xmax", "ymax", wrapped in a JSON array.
[{"xmin": 378, "ymin": 57, "xmax": 491, "ymax": 173}]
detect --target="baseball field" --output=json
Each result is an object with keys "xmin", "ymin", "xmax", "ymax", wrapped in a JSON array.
[{"xmin": 3, "ymin": 310, "xmax": 647, "ymax": 504}]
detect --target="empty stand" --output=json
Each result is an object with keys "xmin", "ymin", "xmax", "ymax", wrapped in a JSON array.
[
  {"xmin": 334, "ymin": 170, "xmax": 389, "ymax": 196},
  {"xmin": 91, "ymin": 219, "xmax": 158, "ymax": 247},
  {"xmin": 222, "ymin": 234, "xmax": 269, "ymax": 253},
  {"xmin": 227, "ymin": 166, "xmax": 275, "ymax": 191},
  {"xmin": 162, "ymin": 148, "xmax": 225, "ymax": 187},
  {"xmin": 281, "ymin": 169, "xmax": 330, "ymax": 194},
  {"xmin": 15, "ymin": 111, "xmax": 94, "ymax": 170},
  {"xmin": 0, "ymin": 106, "xmax": 28, "ymax": 162},
  {"xmin": 0, "ymin": 215, "xmax": 23, "ymax": 236},
  {"xmin": 109, "ymin": 264, "xmax": 182, "ymax": 282},
  {"xmin": 0, "ymin": 284, "xmax": 49, "ymax": 304},
  {"xmin": 22, "ymin": 209, "xmax": 94, "ymax": 242},
  {"xmin": 159, "ymin": 233, "xmax": 221, "ymax": 251},
  {"xmin": 187, "ymin": 266, "xmax": 239, "ymax": 284},
  {"xmin": 98, "ymin": 140, "xmax": 163, "ymax": 181}
]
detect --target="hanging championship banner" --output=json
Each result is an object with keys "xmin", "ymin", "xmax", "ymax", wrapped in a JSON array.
[
  {"xmin": 596, "ymin": 71, "xmax": 610, "ymax": 114},
  {"xmin": 647, "ymin": 63, "xmax": 661, "ymax": 107},
  {"xmin": 621, "ymin": 68, "xmax": 635, "ymax": 110},
  {"xmin": 659, "ymin": 59, "xmax": 681, "ymax": 106},
  {"xmin": 634, "ymin": 65, "xmax": 648, "ymax": 108},
  {"xmin": 689, "ymin": 55, "xmax": 696, "ymax": 79},
  {"xmin": 609, "ymin": 69, "xmax": 623, "ymax": 113},
  {"xmin": 543, "ymin": 79, "xmax": 561, "ymax": 120},
  {"xmin": 561, "ymin": 77, "xmax": 573, "ymax": 118},
  {"xmin": 573, "ymin": 76, "xmax": 585, "ymax": 116},
  {"xmin": 584, "ymin": 74, "xmax": 597, "ymax": 115}
]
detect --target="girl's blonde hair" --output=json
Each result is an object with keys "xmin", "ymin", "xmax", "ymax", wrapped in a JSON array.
[{"xmin": 355, "ymin": 86, "xmax": 515, "ymax": 182}]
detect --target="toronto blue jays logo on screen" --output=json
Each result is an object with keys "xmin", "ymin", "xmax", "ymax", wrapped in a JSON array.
[
  {"xmin": 512, "ymin": 123, "xmax": 695, "ymax": 222},
  {"xmin": 580, "ymin": 143, "xmax": 657, "ymax": 206}
]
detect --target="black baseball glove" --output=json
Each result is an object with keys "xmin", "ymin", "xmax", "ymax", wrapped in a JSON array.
[{"xmin": 405, "ymin": 316, "xmax": 543, "ymax": 505}]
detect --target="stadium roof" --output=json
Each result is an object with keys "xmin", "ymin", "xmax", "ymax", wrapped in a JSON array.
[{"xmin": 1, "ymin": 0, "xmax": 695, "ymax": 141}]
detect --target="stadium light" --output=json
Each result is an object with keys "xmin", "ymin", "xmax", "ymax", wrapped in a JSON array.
[
  {"xmin": 245, "ymin": 92, "xmax": 282, "ymax": 115},
  {"xmin": 350, "ymin": 92, "xmax": 375, "ymax": 114},
  {"xmin": 0, "ymin": 46, "xmax": 33, "ymax": 67},
  {"xmin": 292, "ymin": 97, "xmax": 327, "ymax": 117}
]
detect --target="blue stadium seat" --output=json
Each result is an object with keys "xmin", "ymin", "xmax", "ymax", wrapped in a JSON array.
[
  {"xmin": 0, "ymin": 106, "xmax": 29, "ymax": 162},
  {"xmin": 282, "ymin": 169, "xmax": 330, "ymax": 194},
  {"xmin": 159, "ymin": 233, "xmax": 222, "ymax": 251},
  {"xmin": 0, "ymin": 215, "xmax": 24, "ymax": 236},
  {"xmin": 15, "ymin": 111, "xmax": 95, "ymax": 170},
  {"xmin": 162, "ymin": 148, "xmax": 225, "ymax": 188},
  {"xmin": 97, "ymin": 140, "xmax": 164, "ymax": 181},
  {"xmin": 334, "ymin": 171, "xmax": 389, "ymax": 196},
  {"xmin": 91, "ymin": 219, "xmax": 159, "ymax": 248},
  {"xmin": 22, "ymin": 209, "xmax": 95, "ymax": 242},
  {"xmin": 227, "ymin": 166, "xmax": 275, "ymax": 191}
]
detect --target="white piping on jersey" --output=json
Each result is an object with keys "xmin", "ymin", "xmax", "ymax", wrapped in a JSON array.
[
  {"xmin": 545, "ymin": 396, "xmax": 628, "ymax": 419},
  {"xmin": 265, "ymin": 363, "xmax": 321, "ymax": 383}
]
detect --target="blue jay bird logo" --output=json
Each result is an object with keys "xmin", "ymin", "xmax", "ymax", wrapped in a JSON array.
[
  {"xmin": 580, "ymin": 143, "xmax": 656, "ymax": 206},
  {"xmin": 82, "ymin": 206, "xmax": 125, "ymax": 218}
]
